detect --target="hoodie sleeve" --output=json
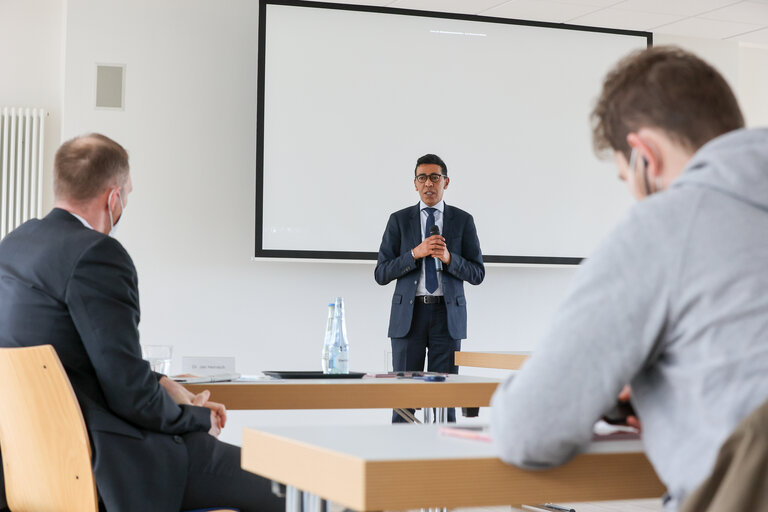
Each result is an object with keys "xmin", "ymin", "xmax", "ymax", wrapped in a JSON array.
[{"xmin": 489, "ymin": 204, "xmax": 673, "ymax": 468}]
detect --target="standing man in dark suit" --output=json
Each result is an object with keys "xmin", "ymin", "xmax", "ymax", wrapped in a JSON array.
[
  {"xmin": 0, "ymin": 133, "xmax": 282, "ymax": 512},
  {"xmin": 375, "ymin": 154, "xmax": 485, "ymax": 423}
]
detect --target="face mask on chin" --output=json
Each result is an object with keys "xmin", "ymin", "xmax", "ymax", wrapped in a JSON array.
[{"xmin": 107, "ymin": 188, "xmax": 126, "ymax": 237}]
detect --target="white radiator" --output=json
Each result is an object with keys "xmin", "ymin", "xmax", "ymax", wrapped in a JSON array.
[{"xmin": 0, "ymin": 107, "xmax": 46, "ymax": 239}]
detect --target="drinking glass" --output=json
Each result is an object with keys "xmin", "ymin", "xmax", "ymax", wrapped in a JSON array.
[{"xmin": 141, "ymin": 344, "xmax": 173, "ymax": 375}]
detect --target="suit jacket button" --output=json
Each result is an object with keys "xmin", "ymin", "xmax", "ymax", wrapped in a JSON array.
[
  {"xmin": 409, "ymin": 300, "xmax": 413, "ymax": 304},
  {"xmin": 173, "ymin": 435, "xmax": 183, "ymax": 444},
  {"xmin": 413, "ymin": 280, "xmax": 417, "ymax": 285}
]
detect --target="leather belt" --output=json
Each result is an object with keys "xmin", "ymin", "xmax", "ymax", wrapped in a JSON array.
[{"xmin": 415, "ymin": 295, "xmax": 444, "ymax": 304}]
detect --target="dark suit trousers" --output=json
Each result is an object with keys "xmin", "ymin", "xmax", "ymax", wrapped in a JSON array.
[
  {"xmin": 391, "ymin": 301, "xmax": 461, "ymax": 423},
  {"xmin": 180, "ymin": 432, "xmax": 284, "ymax": 512}
]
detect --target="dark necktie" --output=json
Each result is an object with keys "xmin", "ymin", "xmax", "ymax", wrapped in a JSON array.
[{"xmin": 424, "ymin": 208, "xmax": 438, "ymax": 294}]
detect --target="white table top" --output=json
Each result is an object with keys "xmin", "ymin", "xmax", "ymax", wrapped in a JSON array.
[
  {"xmin": 184, "ymin": 374, "xmax": 501, "ymax": 409},
  {"xmin": 226, "ymin": 374, "xmax": 500, "ymax": 386},
  {"xmin": 249, "ymin": 423, "xmax": 645, "ymax": 461},
  {"xmin": 242, "ymin": 423, "xmax": 664, "ymax": 511}
]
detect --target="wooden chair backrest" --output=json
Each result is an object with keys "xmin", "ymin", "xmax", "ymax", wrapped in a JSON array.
[{"xmin": 0, "ymin": 345, "xmax": 98, "ymax": 512}]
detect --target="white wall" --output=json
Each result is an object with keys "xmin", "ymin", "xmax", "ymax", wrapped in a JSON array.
[
  {"xmin": 20, "ymin": 0, "xmax": 768, "ymax": 444},
  {"xmin": 739, "ymin": 44, "xmax": 768, "ymax": 127},
  {"xmin": 0, "ymin": 0, "xmax": 65, "ymax": 209}
]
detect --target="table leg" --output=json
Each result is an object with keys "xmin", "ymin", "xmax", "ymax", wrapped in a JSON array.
[
  {"xmin": 286, "ymin": 485, "xmax": 303, "ymax": 512},
  {"xmin": 305, "ymin": 493, "xmax": 330, "ymax": 512},
  {"xmin": 287, "ymin": 490, "xmax": 331, "ymax": 512},
  {"xmin": 422, "ymin": 407, "xmax": 448, "ymax": 423},
  {"xmin": 394, "ymin": 408, "xmax": 421, "ymax": 423},
  {"xmin": 271, "ymin": 481, "xmax": 287, "ymax": 498}
]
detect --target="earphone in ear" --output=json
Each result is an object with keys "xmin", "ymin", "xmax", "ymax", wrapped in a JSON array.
[
  {"xmin": 629, "ymin": 148, "xmax": 654, "ymax": 197},
  {"xmin": 640, "ymin": 158, "xmax": 653, "ymax": 196},
  {"xmin": 639, "ymin": 154, "xmax": 663, "ymax": 194}
]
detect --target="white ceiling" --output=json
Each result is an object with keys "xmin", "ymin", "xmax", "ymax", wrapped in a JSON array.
[{"xmin": 306, "ymin": 0, "xmax": 768, "ymax": 45}]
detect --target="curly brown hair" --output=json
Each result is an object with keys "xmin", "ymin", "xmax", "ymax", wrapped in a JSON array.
[{"xmin": 591, "ymin": 46, "xmax": 744, "ymax": 161}]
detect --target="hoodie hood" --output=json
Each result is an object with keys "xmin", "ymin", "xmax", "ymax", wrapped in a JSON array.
[{"xmin": 674, "ymin": 128, "xmax": 768, "ymax": 212}]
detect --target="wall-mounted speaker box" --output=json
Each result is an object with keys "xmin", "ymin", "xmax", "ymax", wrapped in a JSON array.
[{"xmin": 95, "ymin": 64, "xmax": 125, "ymax": 109}]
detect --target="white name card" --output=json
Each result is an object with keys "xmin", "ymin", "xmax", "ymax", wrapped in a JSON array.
[{"xmin": 182, "ymin": 356, "xmax": 236, "ymax": 375}]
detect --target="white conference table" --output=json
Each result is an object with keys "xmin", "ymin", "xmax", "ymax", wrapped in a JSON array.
[
  {"xmin": 242, "ymin": 423, "xmax": 665, "ymax": 512},
  {"xmin": 184, "ymin": 374, "xmax": 500, "ymax": 411}
]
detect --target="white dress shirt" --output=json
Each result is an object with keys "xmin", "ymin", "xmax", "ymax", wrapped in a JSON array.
[{"xmin": 70, "ymin": 211, "xmax": 95, "ymax": 230}]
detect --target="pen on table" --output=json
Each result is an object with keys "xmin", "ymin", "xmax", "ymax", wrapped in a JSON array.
[{"xmin": 543, "ymin": 503, "xmax": 576, "ymax": 512}]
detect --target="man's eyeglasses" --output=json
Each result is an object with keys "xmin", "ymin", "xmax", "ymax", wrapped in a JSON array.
[{"xmin": 415, "ymin": 174, "xmax": 445, "ymax": 183}]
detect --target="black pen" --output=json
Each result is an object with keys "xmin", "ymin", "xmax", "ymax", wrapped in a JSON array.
[{"xmin": 544, "ymin": 504, "xmax": 576, "ymax": 512}]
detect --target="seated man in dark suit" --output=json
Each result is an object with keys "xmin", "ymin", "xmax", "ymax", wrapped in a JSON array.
[
  {"xmin": 375, "ymin": 153, "xmax": 485, "ymax": 423},
  {"xmin": 0, "ymin": 133, "xmax": 282, "ymax": 512}
]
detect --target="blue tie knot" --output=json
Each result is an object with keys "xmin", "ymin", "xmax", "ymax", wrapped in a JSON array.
[{"xmin": 424, "ymin": 208, "xmax": 437, "ymax": 237}]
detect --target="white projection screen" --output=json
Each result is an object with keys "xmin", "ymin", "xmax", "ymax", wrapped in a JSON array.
[{"xmin": 256, "ymin": 0, "xmax": 651, "ymax": 264}]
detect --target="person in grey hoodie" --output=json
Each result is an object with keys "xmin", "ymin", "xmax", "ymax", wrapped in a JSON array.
[{"xmin": 490, "ymin": 45, "xmax": 768, "ymax": 511}]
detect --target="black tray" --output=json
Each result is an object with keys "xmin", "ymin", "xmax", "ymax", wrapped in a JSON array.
[{"xmin": 262, "ymin": 370, "xmax": 367, "ymax": 379}]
